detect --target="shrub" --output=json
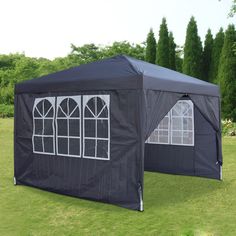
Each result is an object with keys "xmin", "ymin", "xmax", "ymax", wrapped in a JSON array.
[
  {"xmin": 222, "ymin": 119, "xmax": 236, "ymax": 136},
  {"xmin": 0, "ymin": 104, "xmax": 14, "ymax": 118}
]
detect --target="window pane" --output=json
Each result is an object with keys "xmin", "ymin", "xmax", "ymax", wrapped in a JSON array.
[
  {"xmin": 69, "ymin": 138, "xmax": 80, "ymax": 156},
  {"xmin": 158, "ymin": 116, "xmax": 169, "ymax": 129},
  {"xmin": 97, "ymin": 97, "xmax": 106, "ymax": 115},
  {"xmin": 84, "ymin": 119, "xmax": 95, "ymax": 137},
  {"xmin": 44, "ymin": 119, "xmax": 53, "ymax": 135},
  {"xmin": 57, "ymin": 137, "xmax": 68, "ymax": 155},
  {"xmin": 97, "ymin": 120, "xmax": 108, "ymax": 138},
  {"xmin": 97, "ymin": 140, "xmax": 108, "ymax": 159},
  {"xmin": 35, "ymin": 119, "xmax": 43, "ymax": 135},
  {"xmin": 68, "ymin": 98, "xmax": 77, "ymax": 116},
  {"xmin": 34, "ymin": 108, "xmax": 41, "ymax": 117},
  {"xmin": 98, "ymin": 106, "xmax": 108, "ymax": 118},
  {"xmin": 59, "ymin": 99, "xmax": 69, "ymax": 116},
  {"xmin": 172, "ymin": 131, "xmax": 182, "ymax": 144},
  {"xmin": 70, "ymin": 107, "xmax": 80, "ymax": 117},
  {"xmin": 84, "ymin": 139, "xmax": 95, "ymax": 157},
  {"xmin": 69, "ymin": 119, "xmax": 80, "ymax": 137},
  {"xmin": 34, "ymin": 136, "xmax": 43, "ymax": 152},
  {"xmin": 44, "ymin": 137, "xmax": 54, "ymax": 153},
  {"xmin": 172, "ymin": 117, "xmax": 182, "ymax": 130},
  {"xmin": 57, "ymin": 119, "xmax": 68, "ymax": 136},
  {"xmin": 86, "ymin": 98, "xmax": 96, "ymax": 116},
  {"xmin": 183, "ymin": 118, "xmax": 193, "ymax": 130}
]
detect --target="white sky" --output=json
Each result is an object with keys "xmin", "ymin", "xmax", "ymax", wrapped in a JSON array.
[{"xmin": 0, "ymin": 0, "xmax": 235, "ymax": 59}]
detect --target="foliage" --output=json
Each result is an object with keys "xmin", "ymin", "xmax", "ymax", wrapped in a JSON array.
[
  {"xmin": 145, "ymin": 28, "xmax": 156, "ymax": 64},
  {"xmin": 156, "ymin": 18, "xmax": 169, "ymax": 67},
  {"xmin": 209, "ymin": 28, "xmax": 225, "ymax": 83},
  {"xmin": 1, "ymin": 118, "xmax": 236, "ymax": 235},
  {"xmin": 168, "ymin": 32, "xmax": 176, "ymax": 70},
  {"xmin": 229, "ymin": 0, "xmax": 236, "ymax": 17},
  {"xmin": 183, "ymin": 16, "xmax": 202, "ymax": 78},
  {"xmin": 222, "ymin": 119, "xmax": 236, "ymax": 136},
  {"xmin": 218, "ymin": 24, "xmax": 236, "ymax": 121},
  {"xmin": 0, "ymin": 104, "xmax": 14, "ymax": 117},
  {"xmin": 202, "ymin": 29, "xmax": 213, "ymax": 81}
]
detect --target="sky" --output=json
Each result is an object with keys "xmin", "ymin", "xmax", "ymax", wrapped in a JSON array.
[{"xmin": 0, "ymin": 0, "xmax": 235, "ymax": 59}]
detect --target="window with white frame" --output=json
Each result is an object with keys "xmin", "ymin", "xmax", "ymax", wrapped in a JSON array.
[
  {"xmin": 32, "ymin": 97, "xmax": 55, "ymax": 154},
  {"xmin": 83, "ymin": 95, "xmax": 110, "ymax": 160},
  {"xmin": 32, "ymin": 95, "xmax": 110, "ymax": 160},
  {"xmin": 56, "ymin": 96, "xmax": 81, "ymax": 157},
  {"xmin": 146, "ymin": 100, "xmax": 194, "ymax": 146}
]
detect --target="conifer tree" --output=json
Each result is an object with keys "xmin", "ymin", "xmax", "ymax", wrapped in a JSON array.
[
  {"xmin": 209, "ymin": 28, "xmax": 225, "ymax": 83},
  {"xmin": 183, "ymin": 17, "xmax": 202, "ymax": 78},
  {"xmin": 168, "ymin": 32, "xmax": 176, "ymax": 70},
  {"xmin": 156, "ymin": 18, "xmax": 169, "ymax": 67},
  {"xmin": 145, "ymin": 28, "xmax": 156, "ymax": 64},
  {"xmin": 218, "ymin": 24, "xmax": 236, "ymax": 121},
  {"xmin": 202, "ymin": 29, "xmax": 213, "ymax": 81}
]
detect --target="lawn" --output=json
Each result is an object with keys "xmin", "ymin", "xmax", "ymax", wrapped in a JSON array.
[{"xmin": 0, "ymin": 118, "xmax": 236, "ymax": 236}]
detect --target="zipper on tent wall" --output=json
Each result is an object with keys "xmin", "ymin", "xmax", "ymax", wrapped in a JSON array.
[{"xmin": 138, "ymin": 183, "xmax": 144, "ymax": 211}]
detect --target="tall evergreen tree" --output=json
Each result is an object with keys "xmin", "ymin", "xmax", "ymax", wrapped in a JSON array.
[
  {"xmin": 209, "ymin": 28, "xmax": 225, "ymax": 83},
  {"xmin": 202, "ymin": 29, "xmax": 214, "ymax": 81},
  {"xmin": 218, "ymin": 24, "xmax": 236, "ymax": 121},
  {"xmin": 168, "ymin": 32, "xmax": 176, "ymax": 70},
  {"xmin": 145, "ymin": 28, "xmax": 156, "ymax": 64},
  {"xmin": 183, "ymin": 16, "xmax": 202, "ymax": 78},
  {"xmin": 156, "ymin": 18, "xmax": 169, "ymax": 67}
]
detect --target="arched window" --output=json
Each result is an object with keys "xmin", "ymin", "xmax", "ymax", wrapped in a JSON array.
[
  {"xmin": 32, "ymin": 97, "xmax": 55, "ymax": 154},
  {"xmin": 56, "ymin": 96, "xmax": 81, "ymax": 157},
  {"xmin": 147, "ymin": 100, "xmax": 194, "ymax": 146},
  {"xmin": 83, "ymin": 95, "xmax": 110, "ymax": 160}
]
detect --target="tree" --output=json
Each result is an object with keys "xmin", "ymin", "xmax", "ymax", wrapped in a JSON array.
[
  {"xmin": 156, "ymin": 18, "xmax": 169, "ymax": 67},
  {"xmin": 218, "ymin": 24, "xmax": 236, "ymax": 121},
  {"xmin": 168, "ymin": 32, "xmax": 176, "ymax": 70},
  {"xmin": 202, "ymin": 29, "xmax": 213, "ymax": 81},
  {"xmin": 209, "ymin": 28, "xmax": 224, "ymax": 83},
  {"xmin": 183, "ymin": 16, "xmax": 202, "ymax": 78},
  {"xmin": 145, "ymin": 28, "xmax": 156, "ymax": 64}
]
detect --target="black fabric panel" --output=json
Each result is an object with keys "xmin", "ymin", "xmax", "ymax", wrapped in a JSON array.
[
  {"xmin": 144, "ymin": 144, "xmax": 195, "ymax": 175},
  {"xmin": 143, "ymin": 90, "xmax": 183, "ymax": 140},
  {"xmin": 194, "ymin": 106, "xmax": 220, "ymax": 179},
  {"xmin": 14, "ymin": 90, "xmax": 142, "ymax": 211},
  {"xmin": 189, "ymin": 94, "xmax": 222, "ymax": 165}
]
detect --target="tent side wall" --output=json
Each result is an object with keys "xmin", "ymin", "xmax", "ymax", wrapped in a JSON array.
[
  {"xmin": 142, "ymin": 90, "xmax": 222, "ymax": 180},
  {"xmin": 144, "ymin": 103, "xmax": 220, "ymax": 179},
  {"xmin": 14, "ymin": 89, "xmax": 144, "ymax": 211}
]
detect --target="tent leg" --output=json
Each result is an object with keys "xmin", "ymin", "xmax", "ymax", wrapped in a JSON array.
[
  {"xmin": 13, "ymin": 177, "xmax": 17, "ymax": 185},
  {"xmin": 139, "ymin": 184, "xmax": 144, "ymax": 211}
]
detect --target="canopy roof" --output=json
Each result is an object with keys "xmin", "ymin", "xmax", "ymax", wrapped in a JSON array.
[{"xmin": 15, "ymin": 55, "xmax": 219, "ymax": 97}]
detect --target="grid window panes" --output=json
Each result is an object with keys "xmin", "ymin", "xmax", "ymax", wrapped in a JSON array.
[
  {"xmin": 83, "ymin": 95, "xmax": 110, "ymax": 160},
  {"xmin": 146, "ymin": 100, "xmax": 194, "ymax": 146},
  {"xmin": 56, "ymin": 96, "xmax": 81, "ymax": 157},
  {"xmin": 32, "ymin": 97, "xmax": 55, "ymax": 154}
]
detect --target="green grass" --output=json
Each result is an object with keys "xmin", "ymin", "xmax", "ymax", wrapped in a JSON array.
[{"xmin": 0, "ymin": 118, "xmax": 236, "ymax": 236}]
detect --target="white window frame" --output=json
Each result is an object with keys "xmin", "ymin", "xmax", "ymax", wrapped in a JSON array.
[
  {"xmin": 32, "ymin": 97, "xmax": 56, "ymax": 155},
  {"xmin": 146, "ymin": 100, "xmax": 194, "ymax": 146},
  {"xmin": 83, "ymin": 95, "xmax": 110, "ymax": 160},
  {"xmin": 56, "ymin": 96, "xmax": 81, "ymax": 158}
]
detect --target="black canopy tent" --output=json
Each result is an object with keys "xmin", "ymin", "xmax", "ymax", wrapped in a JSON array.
[{"xmin": 14, "ymin": 55, "xmax": 222, "ymax": 211}]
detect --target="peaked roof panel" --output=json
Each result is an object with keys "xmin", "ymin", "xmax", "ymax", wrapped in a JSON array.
[{"xmin": 15, "ymin": 55, "xmax": 219, "ymax": 97}]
